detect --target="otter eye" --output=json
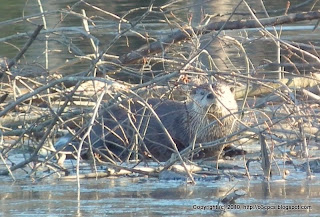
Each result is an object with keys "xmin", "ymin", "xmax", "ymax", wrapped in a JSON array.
[
  {"xmin": 207, "ymin": 93, "xmax": 214, "ymax": 99},
  {"xmin": 200, "ymin": 90, "xmax": 205, "ymax": 95}
]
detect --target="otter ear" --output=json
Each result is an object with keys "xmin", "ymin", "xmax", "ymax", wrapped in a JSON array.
[{"xmin": 230, "ymin": 87, "xmax": 235, "ymax": 94}]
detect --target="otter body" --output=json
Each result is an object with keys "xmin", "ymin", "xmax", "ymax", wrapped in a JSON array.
[
  {"xmin": 59, "ymin": 83, "xmax": 239, "ymax": 161},
  {"xmin": 90, "ymin": 98, "xmax": 191, "ymax": 161}
]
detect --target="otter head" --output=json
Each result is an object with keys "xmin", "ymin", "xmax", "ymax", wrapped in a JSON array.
[{"xmin": 190, "ymin": 83, "xmax": 237, "ymax": 118}]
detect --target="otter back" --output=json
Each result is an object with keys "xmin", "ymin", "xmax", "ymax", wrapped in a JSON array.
[{"xmin": 90, "ymin": 98, "xmax": 192, "ymax": 161}]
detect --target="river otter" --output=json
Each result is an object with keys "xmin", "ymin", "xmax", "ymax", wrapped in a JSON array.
[{"xmin": 57, "ymin": 83, "xmax": 239, "ymax": 162}]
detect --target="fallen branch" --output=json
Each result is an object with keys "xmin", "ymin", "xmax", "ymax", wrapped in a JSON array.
[
  {"xmin": 119, "ymin": 11, "xmax": 320, "ymax": 64},
  {"xmin": 0, "ymin": 76, "xmax": 125, "ymax": 118},
  {"xmin": 235, "ymin": 73, "xmax": 320, "ymax": 99}
]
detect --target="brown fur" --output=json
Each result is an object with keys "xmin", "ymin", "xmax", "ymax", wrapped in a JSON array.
[
  {"xmin": 89, "ymin": 83, "xmax": 238, "ymax": 161},
  {"xmin": 57, "ymin": 83, "xmax": 239, "ymax": 161}
]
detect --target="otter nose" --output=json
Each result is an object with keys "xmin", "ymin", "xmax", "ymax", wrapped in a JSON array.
[{"xmin": 207, "ymin": 93, "xmax": 214, "ymax": 99}]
